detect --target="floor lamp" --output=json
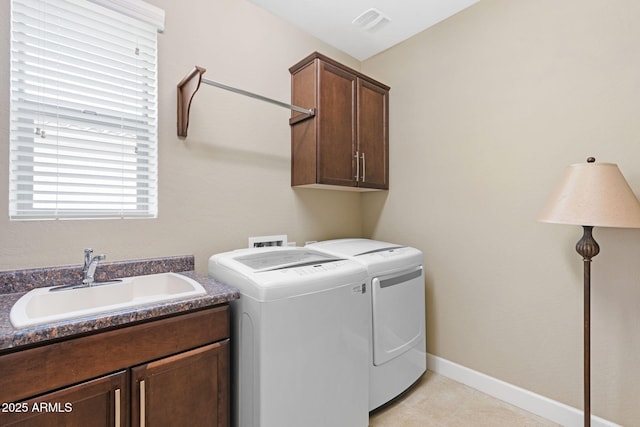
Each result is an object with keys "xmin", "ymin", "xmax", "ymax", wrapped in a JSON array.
[{"xmin": 537, "ymin": 157, "xmax": 640, "ymax": 427}]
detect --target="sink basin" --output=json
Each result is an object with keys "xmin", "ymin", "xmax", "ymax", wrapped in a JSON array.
[{"xmin": 10, "ymin": 272, "xmax": 207, "ymax": 329}]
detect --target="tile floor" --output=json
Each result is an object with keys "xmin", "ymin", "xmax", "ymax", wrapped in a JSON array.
[{"xmin": 369, "ymin": 371, "xmax": 561, "ymax": 426}]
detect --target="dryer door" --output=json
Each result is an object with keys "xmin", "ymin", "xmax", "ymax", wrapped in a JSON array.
[{"xmin": 371, "ymin": 265, "xmax": 425, "ymax": 366}]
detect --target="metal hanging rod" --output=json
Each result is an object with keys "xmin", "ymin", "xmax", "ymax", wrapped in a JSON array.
[
  {"xmin": 201, "ymin": 78, "xmax": 313, "ymax": 115},
  {"xmin": 177, "ymin": 66, "xmax": 315, "ymax": 137}
]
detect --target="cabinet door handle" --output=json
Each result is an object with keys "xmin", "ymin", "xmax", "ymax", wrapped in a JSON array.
[
  {"xmin": 114, "ymin": 388, "xmax": 121, "ymax": 427},
  {"xmin": 140, "ymin": 380, "xmax": 146, "ymax": 427},
  {"xmin": 361, "ymin": 152, "xmax": 366, "ymax": 182},
  {"xmin": 354, "ymin": 150, "xmax": 360, "ymax": 181}
]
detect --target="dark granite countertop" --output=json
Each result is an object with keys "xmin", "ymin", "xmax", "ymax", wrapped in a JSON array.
[{"xmin": 0, "ymin": 256, "xmax": 239, "ymax": 352}]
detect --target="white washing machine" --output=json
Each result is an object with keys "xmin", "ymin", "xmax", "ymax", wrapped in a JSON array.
[
  {"xmin": 307, "ymin": 239, "xmax": 426, "ymax": 411},
  {"xmin": 208, "ymin": 247, "xmax": 369, "ymax": 427}
]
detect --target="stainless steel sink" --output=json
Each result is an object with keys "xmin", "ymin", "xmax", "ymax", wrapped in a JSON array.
[{"xmin": 10, "ymin": 272, "xmax": 207, "ymax": 328}]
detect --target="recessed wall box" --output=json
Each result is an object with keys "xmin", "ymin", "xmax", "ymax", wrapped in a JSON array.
[{"xmin": 248, "ymin": 235, "xmax": 288, "ymax": 248}]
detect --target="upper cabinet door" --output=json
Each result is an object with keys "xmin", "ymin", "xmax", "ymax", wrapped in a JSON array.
[
  {"xmin": 357, "ymin": 78, "xmax": 389, "ymax": 189},
  {"xmin": 317, "ymin": 61, "xmax": 358, "ymax": 187}
]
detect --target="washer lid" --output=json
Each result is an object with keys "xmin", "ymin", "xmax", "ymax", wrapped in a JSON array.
[{"xmin": 235, "ymin": 249, "xmax": 339, "ymax": 271}]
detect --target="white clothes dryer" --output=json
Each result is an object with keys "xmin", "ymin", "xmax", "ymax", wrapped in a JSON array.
[
  {"xmin": 208, "ymin": 247, "xmax": 370, "ymax": 427},
  {"xmin": 307, "ymin": 239, "xmax": 426, "ymax": 411}
]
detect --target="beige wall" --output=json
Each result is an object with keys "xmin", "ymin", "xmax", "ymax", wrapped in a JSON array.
[
  {"xmin": 3, "ymin": 0, "xmax": 640, "ymax": 425},
  {"xmin": 362, "ymin": 0, "xmax": 640, "ymax": 425},
  {"xmin": 0, "ymin": 0, "xmax": 364, "ymax": 273}
]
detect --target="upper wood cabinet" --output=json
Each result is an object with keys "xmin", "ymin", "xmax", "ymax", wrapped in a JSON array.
[{"xmin": 290, "ymin": 52, "xmax": 389, "ymax": 191}]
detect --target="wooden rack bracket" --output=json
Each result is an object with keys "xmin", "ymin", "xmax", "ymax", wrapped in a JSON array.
[{"xmin": 177, "ymin": 66, "xmax": 206, "ymax": 137}]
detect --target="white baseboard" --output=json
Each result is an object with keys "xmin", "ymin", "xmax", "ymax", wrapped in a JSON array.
[{"xmin": 426, "ymin": 353, "xmax": 621, "ymax": 427}]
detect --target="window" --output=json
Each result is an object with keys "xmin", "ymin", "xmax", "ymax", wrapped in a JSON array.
[{"xmin": 9, "ymin": 0, "xmax": 164, "ymax": 220}]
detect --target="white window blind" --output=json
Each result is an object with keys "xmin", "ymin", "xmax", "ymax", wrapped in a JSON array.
[{"xmin": 9, "ymin": 0, "xmax": 160, "ymax": 220}]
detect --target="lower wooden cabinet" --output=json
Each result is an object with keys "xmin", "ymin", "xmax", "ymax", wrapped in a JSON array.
[
  {"xmin": 131, "ymin": 341, "xmax": 229, "ymax": 427},
  {"xmin": 0, "ymin": 306, "xmax": 231, "ymax": 427},
  {"xmin": 1, "ymin": 371, "xmax": 127, "ymax": 427}
]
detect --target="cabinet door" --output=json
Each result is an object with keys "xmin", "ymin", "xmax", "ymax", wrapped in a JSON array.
[
  {"xmin": 131, "ymin": 340, "xmax": 230, "ymax": 427},
  {"xmin": 357, "ymin": 78, "xmax": 389, "ymax": 189},
  {"xmin": 0, "ymin": 371, "xmax": 127, "ymax": 427},
  {"xmin": 317, "ymin": 60, "xmax": 358, "ymax": 187}
]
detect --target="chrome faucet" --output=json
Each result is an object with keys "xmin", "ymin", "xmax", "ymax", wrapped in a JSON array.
[{"xmin": 83, "ymin": 248, "xmax": 105, "ymax": 286}]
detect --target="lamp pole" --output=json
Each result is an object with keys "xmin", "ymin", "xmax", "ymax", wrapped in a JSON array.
[{"xmin": 575, "ymin": 225, "xmax": 599, "ymax": 427}]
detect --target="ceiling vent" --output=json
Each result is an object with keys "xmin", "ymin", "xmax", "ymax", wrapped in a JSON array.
[{"xmin": 352, "ymin": 8, "xmax": 390, "ymax": 33}]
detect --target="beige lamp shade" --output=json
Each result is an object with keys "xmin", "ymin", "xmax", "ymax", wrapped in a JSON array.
[{"xmin": 537, "ymin": 160, "xmax": 640, "ymax": 228}]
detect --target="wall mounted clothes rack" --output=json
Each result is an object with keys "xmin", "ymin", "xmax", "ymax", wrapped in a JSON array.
[{"xmin": 176, "ymin": 66, "xmax": 315, "ymax": 137}]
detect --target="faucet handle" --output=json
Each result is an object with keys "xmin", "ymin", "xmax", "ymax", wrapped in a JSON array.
[{"xmin": 83, "ymin": 248, "xmax": 93, "ymax": 270}]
